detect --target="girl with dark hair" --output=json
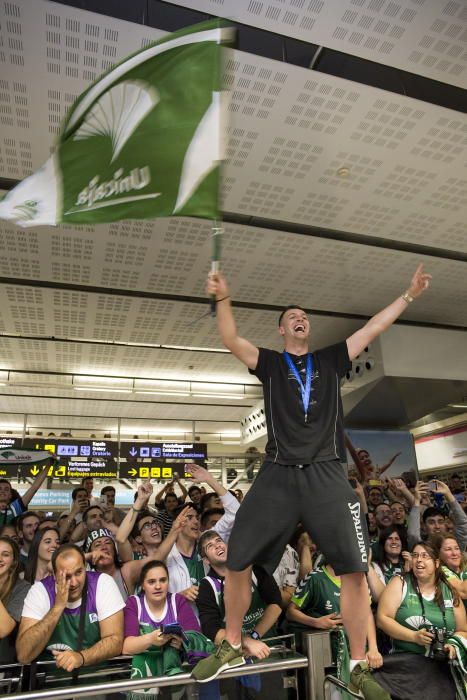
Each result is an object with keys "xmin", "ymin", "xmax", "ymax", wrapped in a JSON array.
[
  {"xmin": 374, "ymin": 541, "xmax": 466, "ymax": 700},
  {"xmin": 123, "ymin": 560, "xmax": 201, "ymax": 655},
  {"xmin": 24, "ymin": 527, "xmax": 60, "ymax": 584},
  {"xmin": 374, "ymin": 525, "xmax": 412, "ymax": 583},
  {"xmin": 0, "ymin": 536, "xmax": 30, "ymax": 662}
]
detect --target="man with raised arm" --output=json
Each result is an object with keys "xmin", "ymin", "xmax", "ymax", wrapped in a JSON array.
[{"xmin": 192, "ymin": 264, "xmax": 431, "ymax": 699}]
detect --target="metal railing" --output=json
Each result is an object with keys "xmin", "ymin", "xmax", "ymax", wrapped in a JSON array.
[{"xmin": 6, "ymin": 634, "xmax": 311, "ymax": 700}]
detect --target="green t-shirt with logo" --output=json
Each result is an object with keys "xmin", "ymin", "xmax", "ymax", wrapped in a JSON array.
[
  {"xmin": 393, "ymin": 575, "xmax": 456, "ymax": 655},
  {"xmin": 291, "ymin": 566, "xmax": 341, "ymax": 619}
]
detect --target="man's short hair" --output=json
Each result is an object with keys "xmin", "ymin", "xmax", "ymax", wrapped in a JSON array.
[
  {"xmin": 51, "ymin": 543, "xmax": 86, "ymax": 573},
  {"xmin": 101, "ymin": 485, "xmax": 115, "ymax": 495},
  {"xmin": 71, "ymin": 487, "xmax": 87, "ymax": 501},
  {"xmin": 82, "ymin": 505, "xmax": 104, "ymax": 523},
  {"xmin": 17, "ymin": 511, "xmax": 40, "ymax": 531},
  {"xmin": 188, "ymin": 485, "xmax": 201, "ymax": 496},
  {"xmin": 422, "ymin": 506, "xmax": 445, "ymax": 523},
  {"xmin": 278, "ymin": 305, "xmax": 307, "ymax": 327},
  {"xmin": 200, "ymin": 492, "xmax": 218, "ymax": 512},
  {"xmin": 81, "ymin": 476, "xmax": 93, "ymax": 484},
  {"xmin": 200, "ymin": 508, "xmax": 224, "ymax": 528},
  {"xmin": 198, "ymin": 530, "xmax": 222, "ymax": 558},
  {"xmin": 172, "ymin": 503, "xmax": 197, "ymax": 518}
]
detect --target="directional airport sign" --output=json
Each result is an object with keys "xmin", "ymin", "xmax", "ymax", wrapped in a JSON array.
[
  {"xmin": 118, "ymin": 462, "xmax": 190, "ymax": 480},
  {"xmin": 120, "ymin": 442, "xmax": 208, "ymax": 461}
]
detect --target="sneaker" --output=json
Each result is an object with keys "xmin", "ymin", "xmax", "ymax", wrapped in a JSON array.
[
  {"xmin": 349, "ymin": 662, "xmax": 391, "ymax": 700},
  {"xmin": 191, "ymin": 639, "xmax": 245, "ymax": 683}
]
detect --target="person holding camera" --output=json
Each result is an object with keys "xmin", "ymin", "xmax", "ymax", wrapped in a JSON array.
[{"xmin": 374, "ymin": 541, "xmax": 466, "ymax": 699}]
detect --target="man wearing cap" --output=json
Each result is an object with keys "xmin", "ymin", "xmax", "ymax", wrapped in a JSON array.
[{"xmin": 16, "ymin": 543, "xmax": 124, "ymax": 672}]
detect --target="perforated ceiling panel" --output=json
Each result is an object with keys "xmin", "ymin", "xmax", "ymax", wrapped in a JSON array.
[
  {"xmin": 165, "ymin": 0, "xmax": 467, "ymax": 89},
  {"xmin": 0, "ymin": 0, "xmax": 165, "ymax": 177}
]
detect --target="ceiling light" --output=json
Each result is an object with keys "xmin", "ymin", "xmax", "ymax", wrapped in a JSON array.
[
  {"xmin": 73, "ymin": 387, "xmax": 133, "ymax": 393},
  {"xmin": 191, "ymin": 392, "xmax": 246, "ymax": 400},
  {"xmin": 337, "ymin": 166, "xmax": 350, "ymax": 177},
  {"xmin": 134, "ymin": 390, "xmax": 190, "ymax": 397},
  {"xmin": 449, "ymin": 404, "xmax": 467, "ymax": 409}
]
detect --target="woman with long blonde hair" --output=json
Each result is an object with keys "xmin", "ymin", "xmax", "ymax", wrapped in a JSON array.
[{"xmin": 0, "ymin": 536, "xmax": 30, "ymax": 663}]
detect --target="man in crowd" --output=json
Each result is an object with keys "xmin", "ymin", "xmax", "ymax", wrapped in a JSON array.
[
  {"xmin": 58, "ymin": 487, "xmax": 89, "ymax": 542},
  {"xmin": 188, "ymin": 484, "xmax": 203, "ymax": 511},
  {"xmin": 17, "ymin": 511, "xmax": 40, "ymax": 565},
  {"xmin": 408, "ymin": 479, "xmax": 467, "ymax": 548},
  {"xmin": 81, "ymin": 476, "xmax": 94, "ymax": 501},
  {"xmin": 16, "ymin": 544, "xmax": 124, "ymax": 671},
  {"xmin": 164, "ymin": 464, "xmax": 239, "ymax": 604},
  {"xmin": 197, "ymin": 530, "xmax": 281, "ymax": 659},
  {"xmin": 100, "ymin": 485, "xmax": 126, "ymax": 525},
  {"xmin": 193, "ymin": 264, "xmax": 430, "ymax": 699},
  {"xmin": 0, "ymin": 463, "xmax": 52, "ymax": 525}
]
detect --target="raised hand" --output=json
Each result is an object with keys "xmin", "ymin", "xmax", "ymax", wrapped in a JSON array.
[
  {"xmin": 206, "ymin": 271, "xmax": 229, "ymax": 300},
  {"xmin": 135, "ymin": 479, "xmax": 153, "ymax": 508},
  {"xmin": 407, "ymin": 263, "xmax": 432, "ymax": 299},
  {"xmin": 185, "ymin": 463, "xmax": 210, "ymax": 484},
  {"xmin": 169, "ymin": 505, "xmax": 190, "ymax": 534},
  {"xmin": 54, "ymin": 570, "xmax": 70, "ymax": 609}
]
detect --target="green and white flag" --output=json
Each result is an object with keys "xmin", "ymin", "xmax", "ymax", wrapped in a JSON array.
[{"xmin": 0, "ymin": 20, "xmax": 233, "ymax": 227}]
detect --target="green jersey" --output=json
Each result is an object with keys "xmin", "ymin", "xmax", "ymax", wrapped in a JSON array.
[
  {"xmin": 182, "ymin": 553, "xmax": 205, "ymax": 587},
  {"xmin": 291, "ymin": 566, "xmax": 341, "ymax": 620},
  {"xmin": 393, "ymin": 575, "xmax": 456, "ymax": 655}
]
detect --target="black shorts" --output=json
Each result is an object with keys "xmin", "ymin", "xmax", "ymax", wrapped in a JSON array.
[{"xmin": 226, "ymin": 460, "xmax": 369, "ymax": 576}]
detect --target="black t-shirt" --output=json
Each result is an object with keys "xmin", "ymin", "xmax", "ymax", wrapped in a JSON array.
[{"xmin": 249, "ymin": 342, "xmax": 351, "ymax": 464}]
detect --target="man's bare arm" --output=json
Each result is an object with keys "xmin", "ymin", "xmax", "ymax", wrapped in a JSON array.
[
  {"xmin": 22, "ymin": 462, "xmax": 53, "ymax": 508},
  {"xmin": 80, "ymin": 611, "xmax": 123, "ymax": 665},
  {"xmin": 347, "ymin": 264, "xmax": 431, "ymax": 361},
  {"xmin": 206, "ymin": 272, "xmax": 259, "ymax": 369}
]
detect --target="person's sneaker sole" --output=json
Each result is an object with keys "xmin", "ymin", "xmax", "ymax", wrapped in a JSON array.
[{"xmin": 192, "ymin": 655, "xmax": 246, "ymax": 683}]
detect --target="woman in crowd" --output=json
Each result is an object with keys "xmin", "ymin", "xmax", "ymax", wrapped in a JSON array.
[
  {"xmin": 0, "ymin": 536, "xmax": 30, "ymax": 663},
  {"xmin": 23, "ymin": 527, "xmax": 60, "ymax": 584},
  {"xmin": 123, "ymin": 560, "xmax": 201, "ymax": 654},
  {"xmin": 123, "ymin": 559, "xmax": 214, "ymax": 697},
  {"xmin": 375, "ymin": 526, "xmax": 411, "ymax": 581},
  {"xmin": 434, "ymin": 533, "xmax": 467, "ymax": 603},
  {"xmin": 374, "ymin": 541, "xmax": 466, "ymax": 700}
]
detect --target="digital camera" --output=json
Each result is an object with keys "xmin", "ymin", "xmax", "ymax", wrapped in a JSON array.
[{"xmin": 426, "ymin": 626, "xmax": 448, "ymax": 661}]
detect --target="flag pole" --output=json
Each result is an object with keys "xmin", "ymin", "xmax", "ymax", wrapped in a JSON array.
[{"xmin": 210, "ymin": 220, "xmax": 223, "ymax": 316}]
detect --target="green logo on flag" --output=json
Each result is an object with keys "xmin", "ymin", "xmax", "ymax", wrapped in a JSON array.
[{"xmin": 0, "ymin": 21, "xmax": 234, "ymax": 227}]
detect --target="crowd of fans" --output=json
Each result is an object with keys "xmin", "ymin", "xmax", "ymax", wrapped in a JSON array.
[{"xmin": 0, "ymin": 463, "xmax": 466, "ymax": 699}]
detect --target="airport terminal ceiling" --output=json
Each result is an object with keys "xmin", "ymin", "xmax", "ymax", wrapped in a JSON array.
[{"xmin": 0, "ymin": 0, "xmax": 466, "ymax": 447}]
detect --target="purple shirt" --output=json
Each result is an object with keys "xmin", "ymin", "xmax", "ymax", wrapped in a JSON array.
[{"xmin": 124, "ymin": 591, "xmax": 200, "ymax": 638}]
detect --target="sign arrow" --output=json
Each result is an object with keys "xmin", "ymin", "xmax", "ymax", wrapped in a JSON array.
[
  {"xmin": 129, "ymin": 447, "xmax": 138, "ymax": 457},
  {"xmin": 128, "ymin": 468, "xmax": 137, "ymax": 477},
  {"xmin": 30, "ymin": 465, "xmax": 39, "ymax": 476}
]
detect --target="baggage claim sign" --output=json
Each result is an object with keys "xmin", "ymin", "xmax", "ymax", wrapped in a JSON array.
[{"xmin": 0, "ymin": 437, "xmax": 207, "ymax": 479}]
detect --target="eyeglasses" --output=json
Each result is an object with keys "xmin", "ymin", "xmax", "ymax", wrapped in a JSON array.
[
  {"xmin": 140, "ymin": 520, "xmax": 161, "ymax": 532},
  {"xmin": 411, "ymin": 552, "xmax": 432, "ymax": 560}
]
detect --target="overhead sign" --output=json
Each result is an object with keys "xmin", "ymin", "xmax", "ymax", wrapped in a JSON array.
[
  {"xmin": 15, "ymin": 460, "xmax": 118, "ymax": 480},
  {"xmin": 23, "ymin": 438, "xmax": 117, "ymax": 460},
  {"xmin": 120, "ymin": 442, "xmax": 208, "ymax": 461},
  {"xmin": 0, "ymin": 437, "xmax": 21, "ymax": 450},
  {"xmin": 118, "ymin": 462, "xmax": 196, "ymax": 480}
]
